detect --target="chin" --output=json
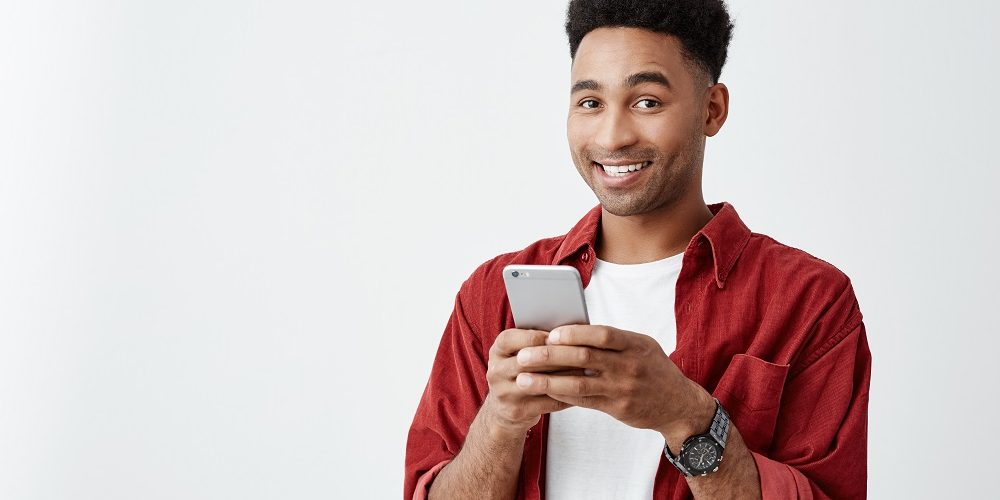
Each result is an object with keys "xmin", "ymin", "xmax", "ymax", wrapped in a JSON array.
[
  {"xmin": 597, "ymin": 190, "xmax": 679, "ymax": 218},
  {"xmin": 596, "ymin": 197, "xmax": 649, "ymax": 217}
]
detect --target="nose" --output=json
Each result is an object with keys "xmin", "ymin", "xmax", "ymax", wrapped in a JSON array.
[{"xmin": 593, "ymin": 107, "xmax": 639, "ymax": 153}]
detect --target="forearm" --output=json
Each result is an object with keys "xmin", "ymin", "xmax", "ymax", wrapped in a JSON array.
[
  {"xmin": 659, "ymin": 385, "xmax": 760, "ymax": 499},
  {"xmin": 685, "ymin": 425, "xmax": 761, "ymax": 499},
  {"xmin": 427, "ymin": 405, "xmax": 526, "ymax": 500}
]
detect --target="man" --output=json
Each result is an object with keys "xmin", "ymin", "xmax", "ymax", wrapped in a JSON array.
[{"xmin": 405, "ymin": 1, "xmax": 870, "ymax": 499}]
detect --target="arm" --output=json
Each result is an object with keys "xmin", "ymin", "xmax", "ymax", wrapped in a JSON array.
[
  {"xmin": 404, "ymin": 284, "xmax": 488, "ymax": 500},
  {"xmin": 426, "ymin": 398, "xmax": 525, "ymax": 500},
  {"xmin": 404, "ymin": 279, "xmax": 570, "ymax": 500},
  {"xmin": 423, "ymin": 329, "xmax": 574, "ymax": 500},
  {"xmin": 657, "ymin": 386, "xmax": 762, "ymax": 499},
  {"xmin": 512, "ymin": 308, "xmax": 870, "ymax": 499},
  {"xmin": 514, "ymin": 326, "xmax": 766, "ymax": 497},
  {"xmin": 700, "ymin": 276, "xmax": 871, "ymax": 499},
  {"xmin": 688, "ymin": 426, "xmax": 762, "ymax": 498},
  {"xmin": 665, "ymin": 269, "xmax": 872, "ymax": 499},
  {"xmin": 749, "ymin": 319, "xmax": 871, "ymax": 499}
]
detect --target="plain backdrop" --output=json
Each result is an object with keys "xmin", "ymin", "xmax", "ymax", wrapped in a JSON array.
[{"xmin": 1, "ymin": 1, "xmax": 998, "ymax": 498}]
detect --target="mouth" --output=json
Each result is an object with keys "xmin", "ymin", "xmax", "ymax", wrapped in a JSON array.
[{"xmin": 593, "ymin": 160, "xmax": 652, "ymax": 178}]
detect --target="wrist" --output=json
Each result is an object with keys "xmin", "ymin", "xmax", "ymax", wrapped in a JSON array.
[
  {"xmin": 660, "ymin": 381, "xmax": 717, "ymax": 455},
  {"xmin": 480, "ymin": 397, "xmax": 534, "ymax": 441}
]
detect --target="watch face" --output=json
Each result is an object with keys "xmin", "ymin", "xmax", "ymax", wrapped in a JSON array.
[{"xmin": 682, "ymin": 436, "xmax": 722, "ymax": 474}]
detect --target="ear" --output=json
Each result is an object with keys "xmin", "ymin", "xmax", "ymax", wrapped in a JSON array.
[{"xmin": 702, "ymin": 82, "xmax": 729, "ymax": 137}]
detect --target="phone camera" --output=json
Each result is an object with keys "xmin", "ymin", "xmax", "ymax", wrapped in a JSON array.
[{"xmin": 511, "ymin": 271, "xmax": 520, "ymax": 277}]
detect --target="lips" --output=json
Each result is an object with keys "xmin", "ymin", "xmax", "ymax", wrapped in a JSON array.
[
  {"xmin": 596, "ymin": 161, "xmax": 651, "ymax": 177},
  {"xmin": 592, "ymin": 160, "xmax": 651, "ymax": 187}
]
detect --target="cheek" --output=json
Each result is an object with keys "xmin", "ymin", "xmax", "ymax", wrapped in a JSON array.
[
  {"xmin": 566, "ymin": 115, "xmax": 595, "ymax": 150},
  {"xmin": 644, "ymin": 119, "xmax": 692, "ymax": 152},
  {"xmin": 566, "ymin": 126, "xmax": 583, "ymax": 153}
]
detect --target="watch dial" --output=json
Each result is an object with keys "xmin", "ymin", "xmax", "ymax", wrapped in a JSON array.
[{"xmin": 684, "ymin": 439, "xmax": 720, "ymax": 473}]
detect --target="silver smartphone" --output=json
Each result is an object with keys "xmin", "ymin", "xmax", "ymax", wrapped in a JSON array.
[{"xmin": 502, "ymin": 265, "xmax": 589, "ymax": 331}]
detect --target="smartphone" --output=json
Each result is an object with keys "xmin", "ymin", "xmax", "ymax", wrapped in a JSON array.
[{"xmin": 502, "ymin": 265, "xmax": 589, "ymax": 331}]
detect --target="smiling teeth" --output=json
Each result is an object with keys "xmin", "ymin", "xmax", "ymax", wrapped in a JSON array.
[{"xmin": 601, "ymin": 162, "xmax": 647, "ymax": 177}]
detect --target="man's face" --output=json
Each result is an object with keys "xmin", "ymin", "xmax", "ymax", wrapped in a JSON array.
[{"xmin": 567, "ymin": 27, "xmax": 711, "ymax": 217}]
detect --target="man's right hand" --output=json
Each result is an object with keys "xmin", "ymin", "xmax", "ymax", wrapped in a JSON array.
[{"xmin": 482, "ymin": 328, "xmax": 578, "ymax": 436}]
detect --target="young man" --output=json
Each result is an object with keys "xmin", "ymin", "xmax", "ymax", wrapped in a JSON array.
[{"xmin": 405, "ymin": 1, "xmax": 870, "ymax": 499}]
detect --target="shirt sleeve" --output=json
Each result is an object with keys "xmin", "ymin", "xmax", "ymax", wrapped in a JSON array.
[
  {"xmin": 752, "ymin": 311, "xmax": 871, "ymax": 499},
  {"xmin": 403, "ymin": 278, "xmax": 490, "ymax": 500}
]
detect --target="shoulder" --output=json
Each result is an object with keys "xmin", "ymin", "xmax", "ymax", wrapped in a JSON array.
[
  {"xmin": 744, "ymin": 232, "xmax": 853, "ymax": 294},
  {"xmin": 741, "ymin": 232, "xmax": 864, "ymax": 362}
]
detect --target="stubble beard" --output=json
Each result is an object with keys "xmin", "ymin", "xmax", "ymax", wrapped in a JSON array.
[{"xmin": 574, "ymin": 138, "xmax": 701, "ymax": 218}]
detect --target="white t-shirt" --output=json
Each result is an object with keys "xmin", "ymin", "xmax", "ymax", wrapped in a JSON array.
[{"xmin": 545, "ymin": 251, "xmax": 684, "ymax": 500}]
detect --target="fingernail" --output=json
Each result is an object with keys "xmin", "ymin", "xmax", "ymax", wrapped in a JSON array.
[
  {"xmin": 516, "ymin": 374, "xmax": 533, "ymax": 387},
  {"xmin": 517, "ymin": 349, "xmax": 533, "ymax": 364},
  {"xmin": 548, "ymin": 329, "xmax": 561, "ymax": 344}
]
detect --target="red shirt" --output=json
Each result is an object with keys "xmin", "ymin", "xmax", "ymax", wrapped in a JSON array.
[{"xmin": 405, "ymin": 202, "xmax": 870, "ymax": 499}]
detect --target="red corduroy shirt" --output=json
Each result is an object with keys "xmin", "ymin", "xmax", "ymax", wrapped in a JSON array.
[{"xmin": 405, "ymin": 201, "xmax": 870, "ymax": 499}]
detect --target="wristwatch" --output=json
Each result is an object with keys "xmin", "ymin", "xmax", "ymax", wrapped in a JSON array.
[{"xmin": 663, "ymin": 398, "xmax": 731, "ymax": 477}]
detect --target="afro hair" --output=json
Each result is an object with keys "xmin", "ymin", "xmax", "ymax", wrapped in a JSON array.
[{"xmin": 566, "ymin": 0, "xmax": 735, "ymax": 84}]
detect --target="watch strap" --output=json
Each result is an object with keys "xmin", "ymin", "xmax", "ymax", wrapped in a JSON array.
[{"xmin": 663, "ymin": 398, "xmax": 730, "ymax": 477}]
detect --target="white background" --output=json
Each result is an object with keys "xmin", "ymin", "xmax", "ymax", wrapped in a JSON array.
[{"xmin": 1, "ymin": 1, "xmax": 997, "ymax": 498}]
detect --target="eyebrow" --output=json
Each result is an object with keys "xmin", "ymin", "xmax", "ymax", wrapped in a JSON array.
[
  {"xmin": 626, "ymin": 71, "xmax": 671, "ymax": 89},
  {"xmin": 571, "ymin": 79, "xmax": 601, "ymax": 94},
  {"xmin": 571, "ymin": 71, "xmax": 672, "ymax": 94}
]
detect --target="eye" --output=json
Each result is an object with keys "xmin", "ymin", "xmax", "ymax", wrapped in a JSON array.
[
  {"xmin": 579, "ymin": 99, "xmax": 600, "ymax": 109},
  {"xmin": 635, "ymin": 98, "xmax": 660, "ymax": 109}
]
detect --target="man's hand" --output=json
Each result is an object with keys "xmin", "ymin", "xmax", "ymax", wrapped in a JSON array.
[
  {"xmin": 512, "ymin": 324, "xmax": 716, "ymax": 452},
  {"xmin": 482, "ymin": 328, "xmax": 578, "ymax": 436}
]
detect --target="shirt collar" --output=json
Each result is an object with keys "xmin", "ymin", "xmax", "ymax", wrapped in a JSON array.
[{"xmin": 553, "ymin": 201, "xmax": 752, "ymax": 288}]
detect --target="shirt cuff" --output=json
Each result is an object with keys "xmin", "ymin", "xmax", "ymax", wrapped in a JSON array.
[
  {"xmin": 750, "ymin": 451, "xmax": 811, "ymax": 500},
  {"xmin": 411, "ymin": 459, "xmax": 452, "ymax": 500}
]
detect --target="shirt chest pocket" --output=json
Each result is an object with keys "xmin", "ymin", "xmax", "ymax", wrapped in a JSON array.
[{"xmin": 713, "ymin": 354, "xmax": 790, "ymax": 452}]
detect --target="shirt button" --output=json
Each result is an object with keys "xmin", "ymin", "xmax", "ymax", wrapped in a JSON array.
[{"xmin": 581, "ymin": 252, "xmax": 590, "ymax": 262}]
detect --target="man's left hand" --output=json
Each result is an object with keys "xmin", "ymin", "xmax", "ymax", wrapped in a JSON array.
[{"xmin": 513, "ymin": 324, "xmax": 716, "ymax": 450}]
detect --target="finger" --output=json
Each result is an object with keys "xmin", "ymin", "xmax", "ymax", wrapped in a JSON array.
[
  {"xmin": 492, "ymin": 328, "xmax": 550, "ymax": 357},
  {"xmin": 515, "ymin": 372, "xmax": 607, "ymax": 397},
  {"xmin": 532, "ymin": 395, "xmax": 574, "ymax": 414},
  {"xmin": 495, "ymin": 356, "xmax": 591, "ymax": 379},
  {"xmin": 516, "ymin": 345, "xmax": 612, "ymax": 371},
  {"xmin": 547, "ymin": 393, "xmax": 608, "ymax": 410},
  {"xmin": 498, "ymin": 394, "xmax": 574, "ymax": 423},
  {"xmin": 546, "ymin": 324, "xmax": 632, "ymax": 351},
  {"xmin": 523, "ymin": 367, "xmax": 593, "ymax": 376}
]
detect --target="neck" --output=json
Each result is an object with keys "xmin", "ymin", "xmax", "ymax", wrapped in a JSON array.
[{"xmin": 595, "ymin": 193, "xmax": 714, "ymax": 265}]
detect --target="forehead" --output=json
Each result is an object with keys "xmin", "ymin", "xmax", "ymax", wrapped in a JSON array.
[{"xmin": 571, "ymin": 27, "xmax": 696, "ymax": 90}]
